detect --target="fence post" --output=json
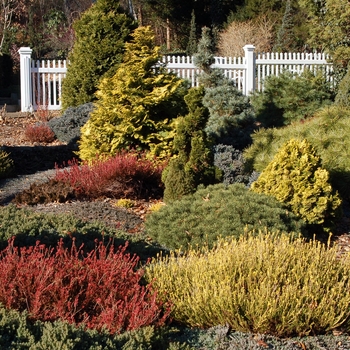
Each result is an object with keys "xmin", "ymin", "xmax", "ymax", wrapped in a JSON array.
[
  {"xmin": 243, "ymin": 44, "xmax": 256, "ymax": 95},
  {"xmin": 18, "ymin": 47, "xmax": 33, "ymax": 112}
]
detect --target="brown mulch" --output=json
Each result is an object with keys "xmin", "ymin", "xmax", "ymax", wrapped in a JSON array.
[{"xmin": 1, "ymin": 111, "xmax": 350, "ymax": 256}]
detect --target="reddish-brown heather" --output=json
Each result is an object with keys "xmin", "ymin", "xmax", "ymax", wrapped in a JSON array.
[
  {"xmin": 0, "ymin": 238, "xmax": 171, "ymax": 334},
  {"xmin": 54, "ymin": 152, "xmax": 165, "ymax": 200},
  {"xmin": 24, "ymin": 123, "xmax": 56, "ymax": 143}
]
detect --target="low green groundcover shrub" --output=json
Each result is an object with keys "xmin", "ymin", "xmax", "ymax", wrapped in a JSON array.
[
  {"xmin": 0, "ymin": 304, "xmax": 188, "ymax": 349},
  {"xmin": 146, "ymin": 233, "xmax": 350, "ymax": 337},
  {"xmin": 0, "ymin": 204, "xmax": 166, "ymax": 263},
  {"xmin": 244, "ymin": 105, "xmax": 350, "ymax": 199},
  {"xmin": 145, "ymin": 183, "xmax": 305, "ymax": 250}
]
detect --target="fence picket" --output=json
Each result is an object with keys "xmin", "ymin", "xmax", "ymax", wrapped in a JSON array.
[{"xmin": 19, "ymin": 46, "xmax": 334, "ymax": 112}]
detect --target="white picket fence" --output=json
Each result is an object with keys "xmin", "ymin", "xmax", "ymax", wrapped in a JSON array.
[{"xmin": 18, "ymin": 45, "xmax": 333, "ymax": 112}]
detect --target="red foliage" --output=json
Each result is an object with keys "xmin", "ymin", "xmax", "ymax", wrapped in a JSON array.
[
  {"xmin": 0, "ymin": 238, "xmax": 171, "ymax": 334},
  {"xmin": 24, "ymin": 123, "xmax": 56, "ymax": 143},
  {"xmin": 54, "ymin": 152, "xmax": 165, "ymax": 200}
]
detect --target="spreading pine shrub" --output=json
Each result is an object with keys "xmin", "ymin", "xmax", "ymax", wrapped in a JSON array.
[
  {"xmin": 0, "ymin": 239, "xmax": 170, "ymax": 334},
  {"xmin": 145, "ymin": 183, "xmax": 305, "ymax": 251},
  {"xmin": 61, "ymin": 0, "xmax": 136, "ymax": 109},
  {"xmin": 78, "ymin": 26, "xmax": 188, "ymax": 162},
  {"xmin": 243, "ymin": 105, "xmax": 350, "ymax": 199},
  {"xmin": 162, "ymin": 86, "xmax": 216, "ymax": 203},
  {"xmin": 251, "ymin": 138, "xmax": 342, "ymax": 229},
  {"xmin": 146, "ymin": 233, "xmax": 350, "ymax": 337},
  {"xmin": 0, "ymin": 149, "xmax": 14, "ymax": 178},
  {"xmin": 250, "ymin": 69, "xmax": 334, "ymax": 127}
]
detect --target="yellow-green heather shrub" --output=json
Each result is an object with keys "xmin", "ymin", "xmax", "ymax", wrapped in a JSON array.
[
  {"xmin": 251, "ymin": 138, "xmax": 342, "ymax": 227},
  {"xmin": 146, "ymin": 232, "xmax": 350, "ymax": 337}
]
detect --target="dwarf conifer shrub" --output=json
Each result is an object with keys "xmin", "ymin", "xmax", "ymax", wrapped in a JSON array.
[
  {"xmin": 145, "ymin": 183, "xmax": 304, "ymax": 250},
  {"xmin": 250, "ymin": 69, "xmax": 333, "ymax": 127},
  {"xmin": 146, "ymin": 233, "xmax": 350, "ymax": 337},
  {"xmin": 251, "ymin": 138, "xmax": 342, "ymax": 228},
  {"xmin": 162, "ymin": 87, "xmax": 216, "ymax": 203},
  {"xmin": 61, "ymin": 0, "xmax": 136, "ymax": 109},
  {"xmin": 48, "ymin": 103, "xmax": 94, "ymax": 145},
  {"xmin": 78, "ymin": 26, "xmax": 187, "ymax": 161},
  {"xmin": 243, "ymin": 106, "xmax": 350, "ymax": 199},
  {"xmin": 0, "ymin": 239, "xmax": 170, "ymax": 334},
  {"xmin": 24, "ymin": 123, "xmax": 56, "ymax": 143},
  {"xmin": 0, "ymin": 149, "xmax": 14, "ymax": 178},
  {"xmin": 213, "ymin": 144, "xmax": 250, "ymax": 185}
]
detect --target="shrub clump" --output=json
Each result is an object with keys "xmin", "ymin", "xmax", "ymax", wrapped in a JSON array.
[
  {"xmin": 78, "ymin": 26, "xmax": 187, "ymax": 161},
  {"xmin": 213, "ymin": 144, "xmax": 250, "ymax": 185},
  {"xmin": 243, "ymin": 105, "xmax": 350, "ymax": 199},
  {"xmin": 162, "ymin": 87, "xmax": 215, "ymax": 203},
  {"xmin": 24, "ymin": 123, "xmax": 56, "ymax": 143},
  {"xmin": 251, "ymin": 138, "xmax": 342, "ymax": 229},
  {"xmin": 146, "ymin": 233, "xmax": 350, "ymax": 337},
  {"xmin": 48, "ymin": 102, "xmax": 94, "ymax": 145},
  {"xmin": 0, "ymin": 239, "xmax": 170, "ymax": 334},
  {"xmin": 145, "ymin": 183, "xmax": 305, "ymax": 251},
  {"xmin": 14, "ymin": 152, "xmax": 165, "ymax": 205},
  {"xmin": 250, "ymin": 69, "xmax": 334, "ymax": 127},
  {"xmin": 61, "ymin": 0, "xmax": 136, "ymax": 109},
  {"xmin": 0, "ymin": 149, "xmax": 14, "ymax": 178}
]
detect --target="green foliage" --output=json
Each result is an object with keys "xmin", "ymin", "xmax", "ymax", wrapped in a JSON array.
[
  {"xmin": 203, "ymin": 81, "xmax": 256, "ymax": 148},
  {"xmin": 0, "ymin": 149, "xmax": 14, "ymax": 179},
  {"xmin": 213, "ymin": 144, "xmax": 251, "ymax": 185},
  {"xmin": 146, "ymin": 233, "xmax": 350, "ymax": 337},
  {"xmin": 335, "ymin": 65, "xmax": 350, "ymax": 107},
  {"xmin": 250, "ymin": 69, "xmax": 334, "ymax": 128},
  {"xmin": 298, "ymin": 0, "xmax": 350, "ymax": 70},
  {"xmin": 251, "ymin": 138, "xmax": 342, "ymax": 228},
  {"xmin": 48, "ymin": 103, "xmax": 94, "ymax": 145},
  {"xmin": 0, "ymin": 304, "xmax": 180, "ymax": 349},
  {"xmin": 193, "ymin": 26, "xmax": 256, "ymax": 149},
  {"xmin": 162, "ymin": 87, "xmax": 216, "ymax": 203},
  {"xmin": 244, "ymin": 105, "xmax": 350, "ymax": 200},
  {"xmin": 78, "ymin": 26, "xmax": 188, "ymax": 161},
  {"xmin": 61, "ymin": 0, "xmax": 136, "ymax": 109},
  {"xmin": 146, "ymin": 183, "xmax": 305, "ymax": 251}
]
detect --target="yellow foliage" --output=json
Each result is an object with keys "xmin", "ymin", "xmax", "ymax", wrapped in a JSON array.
[{"xmin": 146, "ymin": 232, "xmax": 350, "ymax": 337}]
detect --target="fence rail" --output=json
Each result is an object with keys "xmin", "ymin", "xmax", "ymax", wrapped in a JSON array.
[{"xmin": 18, "ymin": 46, "xmax": 333, "ymax": 112}]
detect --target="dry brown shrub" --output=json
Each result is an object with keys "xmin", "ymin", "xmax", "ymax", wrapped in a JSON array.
[{"xmin": 217, "ymin": 16, "xmax": 276, "ymax": 57}]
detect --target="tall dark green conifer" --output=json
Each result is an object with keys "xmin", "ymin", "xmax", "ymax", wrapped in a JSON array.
[{"xmin": 61, "ymin": 0, "xmax": 136, "ymax": 109}]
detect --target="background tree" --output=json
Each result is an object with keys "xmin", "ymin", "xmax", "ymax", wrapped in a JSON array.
[
  {"xmin": 298, "ymin": 0, "xmax": 350, "ymax": 68},
  {"xmin": 78, "ymin": 26, "xmax": 188, "ymax": 161},
  {"xmin": 61, "ymin": 0, "xmax": 136, "ymax": 109}
]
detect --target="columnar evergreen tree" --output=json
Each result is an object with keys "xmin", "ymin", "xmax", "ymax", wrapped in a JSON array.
[
  {"xmin": 162, "ymin": 86, "xmax": 216, "ymax": 202},
  {"xmin": 194, "ymin": 26, "xmax": 256, "ymax": 148},
  {"xmin": 61, "ymin": 0, "xmax": 136, "ymax": 109},
  {"xmin": 78, "ymin": 26, "xmax": 188, "ymax": 162}
]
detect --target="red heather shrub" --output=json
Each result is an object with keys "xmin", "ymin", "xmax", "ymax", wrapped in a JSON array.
[
  {"xmin": 55, "ymin": 152, "xmax": 165, "ymax": 199},
  {"xmin": 0, "ymin": 238, "xmax": 171, "ymax": 334},
  {"xmin": 24, "ymin": 123, "xmax": 56, "ymax": 143}
]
